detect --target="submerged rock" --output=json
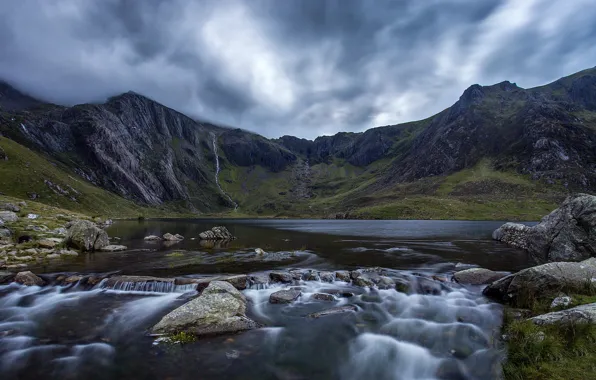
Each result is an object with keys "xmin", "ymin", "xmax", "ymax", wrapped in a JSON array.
[
  {"xmin": 151, "ymin": 281, "xmax": 258, "ymax": 336},
  {"xmin": 65, "ymin": 220, "xmax": 109, "ymax": 251},
  {"xmin": 493, "ymin": 194, "xmax": 596, "ymax": 262},
  {"xmin": 15, "ymin": 271, "xmax": 44, "ymax": 286},
  {"xmin": 99, "ymin": 245, "xmax": 128, "ymax": 252},
  {"xmin": 198, "ymin": 226, "xmax": 235, "ymax": 240},
  {"xmin": 531, "ymin": 303, "xmax": 596, "ymax": 325},
  {"xmin": 307, "ymin": 305, "xmax": 358, "ymax": 318},
  {"xmin": 270, "ymin": 289, "xmax": 301, "ymax": 304},
  {"xmin": 483, "ymin": 258, "xmax": 596, "ymax": 304},
  {"xmin": 453, "ymin": 268, "xmax": 509, "ymax": 285}
]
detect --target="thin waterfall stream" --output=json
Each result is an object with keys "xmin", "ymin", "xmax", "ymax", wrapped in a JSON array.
[{"xmin": 210, "ymin": 132, "xmax": 238, "ymax": 211}]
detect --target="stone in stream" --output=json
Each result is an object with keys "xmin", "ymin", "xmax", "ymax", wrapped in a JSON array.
[
  {"xmin": 65, "ymin": 220, "xmax": 109, "ymax": 251},
  {"xmin": 353, "ymin": 276, "xmax": 374, "ymax": 288},
  {"xmin": 483, "ymin": 258, "xmax": 596, "ymax": 304},
  {"xmin": 453, "ymin": 268, "xmax": 509, "ymax": 285},
  {"xmin": 307, "ymin": 305, "xmax": 358, "ymax": 318},
  {"xmin": 531, "ymin": 303, "xmax": 596, "ymax": 325},
  {"xmin": 269, "ymin": 271, "xmax": 293, "ymax": 283},
  {"xmin": 14, "ymin": 271, "xmax": 44, "ymax": 286},
  {"xmin": 312, "ymin": 293, "xmax": 335, "ymax": 301},
  {"xmin": 192, "ymin": 274, "xmax": 248, "ymax": 291},
  {"xmin": 319, "ymin": 271, "xmax": 335, "ymax": 283},
  {"xmin": 163, "ymin": 233, "xmax": 184, "ymax": 241},
  {"xmin": 303, "ymin": 270, "xmax": 319, "ymax": 281},
  {"xmin": 493, "ymin": 194, "xmax": 596, "ymax": 262},
  {"xmin": 144, "ymin": 235, "xmax": 162, "ymax": 241},
  {"xmin": 269, "ymin": 289, "xmax": 301, "ymax": 304},
  {"xmin": 248, "ymin": 273, "xmax": 269, "ymax": 287},
  {"xmin": 151, "ymin": 281, "xmax": 258, "ymax": 336},
  {"xmin": 335, "ymin": 270, "xmax": 350, "ymax": 282},
  {"xmin": 198, "ymin": 226, "xmax": 235, "ymax": 240},
  {"xmin": 99, "ymin": 245, "xmax": 128, "ymax": 252},
  {"xmin": 376, "ymin": 276, "xmax": 396, "ymax": 290}
]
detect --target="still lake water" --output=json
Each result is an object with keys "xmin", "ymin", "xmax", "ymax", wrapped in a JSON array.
[{"xmin": 0, "ymin": 219, "xmax": 535, "ymax": 380}]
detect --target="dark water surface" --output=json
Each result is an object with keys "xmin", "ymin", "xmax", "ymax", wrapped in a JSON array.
[{"xmin": 0, "ymin": 219, "xmax": 535, "ymax": 380}]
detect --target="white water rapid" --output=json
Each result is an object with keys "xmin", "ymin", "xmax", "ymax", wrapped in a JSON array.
[{"xmin": 210, "ymin": 133, "xmax": 238, "ymax": 211}]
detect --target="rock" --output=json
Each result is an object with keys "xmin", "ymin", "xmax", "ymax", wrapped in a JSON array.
[
  {"xmin": 453, "ymin": 268, "xmax": 509, "ymax": 285},
  {"xmin": 353, "ymin": 276, "xmax": 374, "ymax": 287},
  {"xmin": 64, "ymin": 275, "xmax": 83, "ymax": 284},
  {"xmin": 303, "ymin": 270, "xmax": 319, "ymax": 281},
  {"xmin": 59, "ymin": 249, "xmax": 79, "ymax": 257},
  {"xmin": 307, "ymin": 305, "xmax": 358, "ymax": 318},
  {"xmin": 0, "ymin": 227, "xmax": 12, "ymax": 239},
  {"xmin": 151, "ymin": 281, "xmax": 258, "ymax": 336},
  {"xmin": 17, "ymin": 201, "xmax": 27, "ymax": 208},
  {"xmin": 312, "ymin": 293, "xmax": 335, "ymax": 301},
  {"xmin": 65, "ymin": 220, "xmax": 109, "ymax": 251},
  {"xmin": 163, "ymin": 233, "xmax": 184, "ymax": 241},
  {"xmin": 14, "ymin": 271, "xmax": 44, "ymax": 286},
  {"xmin": 50, "ymin": 228, "xmax": 67, "ymax": 236},
  {"xmin": 15, "ymin": 255, "xmax": 34, "ymax": 261},
  {"xmin": 144, "ymin": 235, "xmax": 162, "ymax": 241},
  {"xmin": 255, "ymin": 248, "xmax": 266, "ymax": 256},
  {"xmin": 99, "ymin": 245, "xmax": 127, "ymax": 252},
  {"xmin": 531, "ymin": 303, "xmax": 596, "ymax": 325},
  {"xmin": 269, "ymin": 289, "xmax": 301, "ymax": 304},
  {"xmin": 0, "ymin": 203, "xmax": 20, "ymax": 212},
  {"xmin": 550, "ymin": 295, "xmax": 572, "ymax": 309},
  {"xmin": 493, "ymin": 194, "xmax": 596, "ymax": 262},
  {"xmin": 25, "ymin": 224, "xmax": 47, "ymax": 232},
  {"xmin": 0, "ymin": 211, "xmax": 18, "ymax": 223},
  {"xmin": 248, "ymin": 273, "xmax": 269, "ymax": 287},
  {"xmin": 193, "ymin": 274, "xmax": 248, "ymax": 291},
  {"xmin": 37, "ymin": 239, "xmax": 57, "ymax": 249},
  {"xmin": 22, "ymin": 248, "xmax": 38, "ymax": 255},
  {"xmin": 198, "ymin": 226, "xmax": 235, "ymax": 240},
  {"xmin": 319, "ymin": 271, "xmax": 335, "ymax": 282},
  {"xmin": 376, "ymin": 276, "xmax": 396, "ymax": 290},
  {"xmin": 335, "ymin": 270, "xmax": 350, "ymax": 282},
  {"xmin": 269, "ymin": 271, "xmax": 293, "ymax": 283},
  {"xmin": 27, "ymin": 214, "xmax": 39, "ymax": 220},
  {"xmin": 46, "ymin": 254, "xmax": 60, "ymax": 259},
  {"xmin": 483, "ymin": 258, "xmax": 596, "ymax": 304}
]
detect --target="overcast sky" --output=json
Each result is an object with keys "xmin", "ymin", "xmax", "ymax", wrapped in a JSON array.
[{"xmin": 1, "ymin": 0, "xmax": 595, "ymax": 139}]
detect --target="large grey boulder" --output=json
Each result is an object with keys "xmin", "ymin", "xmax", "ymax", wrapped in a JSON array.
[
  {"xmin": 483, "ymin": 258, "xmax": 596, "ymax": 304},
  {"xmin": 65, "ymin": 220, "xmax": 109, "ymax": 251},
  {"xmin": 493, "ymin": 194, "xmax": 596, "ymax": 262},
  {"xmin": 151, "ymin": 281, "xmax": 258, "ymax": 336},
  {"xmin": 453, "ymin": 268, "xmax": 509, "ymax": 285},
  {"xmin": 198, "ymin": 226, "xmax": 235, "ymax": 240},
  {"xmin": 531, "ymin": 303, "xmax": 596, "ymax": 325}
]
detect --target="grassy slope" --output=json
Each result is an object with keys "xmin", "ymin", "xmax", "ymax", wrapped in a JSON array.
[{"xmin": 0, "ymin": 137, "xmax": 192, "ymax": 218}]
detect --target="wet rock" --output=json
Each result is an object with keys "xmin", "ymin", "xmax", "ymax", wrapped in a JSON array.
[
  {"xmin": 144, "ymin": 235, "xmax": 162, "ymax": 241},
  {"xmin": 453, "ymin": 268, "xmax": 509, "ymax": 285},
  {"xmin": 269, "ymin": 271, "xmax": 293, "ymax": 283},
  {"xmin": 414, "ymin": 277, "xmax": 443, "ymax": 295},
  {"xmin": 163, "ymin": 233, "xmax": 184, "ymax": 241},
  {"xmin": 550, "ymin": 295, "xmax": 572, "ymax": 309},
  {"xmin": 15, "ymin": 271, "xmax": 44, "ymax": 286},
  {"xmin": 0, "ymin": 211, "xmax": 18, "ymax": 223},
  {"xmin": 531, "ymin": 303, "xmax": 596, "ymax": 325},
  {"xmin": 198, "ymin": 226, "xmax": 235, "ymax": 240},
  {"xmin": 99, "ymin": 245, "xmax": 127, "ymax": 252},
  {"xmin": 376, "ymin": 276, "xmax": 396, "ymax": 290},
  {"xmin": 289, "ymin": 269, "xmax": 307, "ymax": 280},
  {"xmin": 194, "ymin": 274, "xmax": 248, "ymax": 291},
  {"xmin": 312, "ymin": 293, "xmax": 335, "ymax": 301},
  {"xmin": 307, "ymin": 305, "xmax": 358, "ymax": 318},
  {"xmin": 37, "ymin": 239, "xmax": 57, "ymax": 249},
  {"xmin": 483, "ymin": 258, "xmax": 596, "ymax": 304},
  {"xmin": 303, "ymin": 270, "xmax": 319, "ymax": 281},
  {"xmin": 64, "ymin": 275, "xmax": 83, "ymax": 284},
  {"xmin": 65, "ymin": 220, "xmax": 109, "ymax": 251},
  {"xmin": 319, "ymin": 271, "xmax": 335, "ymax": 282},
  {"xmin": 269, "ymin": 289, "xmax": 301, "ymax": 304},
  {"xmin": 493, "ymin": 194, "xmax": 596, "ymax": 262},
  {"xmin": 394, "ymin": 278, "xmax": 410, "ymax": 293},
  {"xmin": 248, "ymin": 273, "xmax": 269, "ymax": 287},
  {"xmin": 335, "ymin": 270, "xmax": 350, "ymax": 282},
  {"xmin": 151, "ymin": 281, "xmax": 258, "ymax": 336},
  {"xmin": 59, "ymin": 249, "xmax": 79, "ymax": 257},
  {"xmin": 353, "ymin": 276, "xmax": 374, "ymax": 287},
  {"xmin": 0, "ymin": 203, "xmax": 20, "ymax": 212}
]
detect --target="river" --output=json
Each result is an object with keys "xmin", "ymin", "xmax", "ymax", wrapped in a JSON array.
[{"xmin": 0, "ymin": 219, "xmax": 535, "ymax": 380}]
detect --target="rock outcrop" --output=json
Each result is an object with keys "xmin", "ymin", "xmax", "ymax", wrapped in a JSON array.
[
  {"xmin": 493, "ymin": 194, "xmax": 596, "ymax": 262},
  {"xmin": 198, "ymin": 226, "xmax": 235, "ymax": 240},
  {"xmin": 151, "ymin": 281, "xmax": 259, "ymax": 336},
  {"xmin": 483, "ymin": 258, "xmax": 596, "ymax": 304},
  {"xmin": 531, "ymin": 303, "xmax": 596, "ymax": 325},
  {"xmin": 65, "ymin": 219, "xmax": 109, "ymax": 251}
]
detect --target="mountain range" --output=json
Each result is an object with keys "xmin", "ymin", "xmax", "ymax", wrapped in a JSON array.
[{"xmin": 1, "ymin": 66, "xmax": 595, "ymax": 219}]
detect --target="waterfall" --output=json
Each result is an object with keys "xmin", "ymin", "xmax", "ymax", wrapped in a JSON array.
[
  {"xmin": 210, "ymin": 133, "xmax": 238, "ymax": 211},
  {"xmin": 97, "ymin": 280, "xmax": 197, "ymax": 293}
]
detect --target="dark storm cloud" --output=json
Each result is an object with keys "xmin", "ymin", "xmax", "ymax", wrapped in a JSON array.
[{"xmin": 1, "ymin": 0, "xmax": 595, "ymax": 138}]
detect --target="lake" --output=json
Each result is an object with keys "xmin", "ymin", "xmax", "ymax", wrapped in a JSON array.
[{"xmin": 0, "ymin": 219, "xmax": 534, "ymax": 380}]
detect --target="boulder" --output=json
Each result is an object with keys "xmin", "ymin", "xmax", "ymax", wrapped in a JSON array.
[
  {"xmin": 0, "ymin": 203, "xmax": 20, "ymax": 212},
  {"xmin": 269, "ymin": 271, "xmax": 293, "ymax": 283},
  {"xmin": 269, "ymin": 289, "xmax": 301, "ymax": 304},
  {"xmin": 99, "ymin": 245, "xmax": 127, "ymax": 252},
  {"xmin": 531, "ymin": 303, "xmax": 596, "ymax": 325},
  {"xmin": 483, "ymin": 258, "xmax": 596, "ymax": 304},
  {"xmin": 198, "ymin": 226, "xmax": 235, "ymax": 240},
  {"xmin": 493, "ymin": 194, "xmax": 596, "ymax": 262},
  {"xmin": 15, "ymin": 271, "xmax": 44, "ymax": 286},
  {"xmin": 144, "ymin": 235, "xmax": 162, "ymax": 241},
  {"xmin": 65, "ymin": 220, "xmax": 109, "ymax": 251},
  {"xmin": 307, "ymin": 305, "xmax": 358, "ymax": 318},
  {"xmin": 151, "ymin": 281, "xmax": 258, "ymax": 336},
  {"xmin": 163, "ymin": 233, "xmax": 184, "ymax": 241},
  {"xmin": 312, "ymin": 293, "xmax": 335, "ymax": 301},
  {"xmin": 0, "ymin": 211, "xmax": 18, "ymax": 223},
  {"xmin": 335, "ymin": 270, "xmax": 351, "ymax": 282},
  {"xmin": 453, "ymin": 268, "xmax": 509, "ymax": 285}
]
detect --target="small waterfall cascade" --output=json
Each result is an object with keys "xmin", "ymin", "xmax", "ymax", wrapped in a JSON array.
[
  {"xmin": 210, "ymin": 132, "xmax": 238, "ymax": 211},
  {"xmin": 96, "ymin": 279, "xmax": 197, "ymax": 293}
]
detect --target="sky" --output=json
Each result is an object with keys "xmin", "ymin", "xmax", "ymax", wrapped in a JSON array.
[{"xmin": 1, "ymin": 0, "xmax": 595, "ymax": 139}]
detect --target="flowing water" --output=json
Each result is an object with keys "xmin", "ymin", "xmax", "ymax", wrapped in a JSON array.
[{"xmin": 0, "ymin": 219, "xmax": 535, "ymax": 380}]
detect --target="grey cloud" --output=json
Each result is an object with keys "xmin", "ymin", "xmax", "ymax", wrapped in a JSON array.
[{"xmin": 0, "ymin": 0, "xmax": 595, "ymax": 139}]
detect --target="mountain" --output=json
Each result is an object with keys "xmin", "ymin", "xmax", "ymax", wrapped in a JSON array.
[{"xmin": 1, "ymin": 67, "xmax": 595, "ymax": 219}]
